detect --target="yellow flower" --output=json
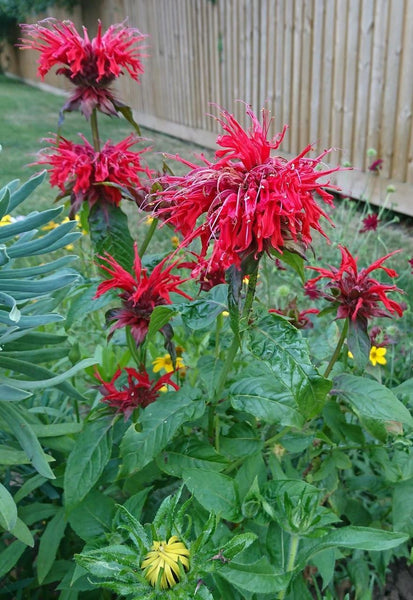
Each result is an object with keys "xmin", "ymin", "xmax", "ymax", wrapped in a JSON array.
[
  {"xmin": 0, "ymin": 214, "xmax": 13, "ymax": 226},
  {"xmin": 171, "ymin": 235, "xmax": 180, "ymax": 248},
  {"xmin": 369, "ymin": 346, "xmax": 387, "ymax": 367},
  {"xmin": 141, "ymin": 536, "xmax": 190, "ymax": 589},
  {"xmin": 222, "ymin": 310, "xmax": 229, "ymax": 317},
  {"xmin": 41, "ymin": 220, "xmax": 59, "ymax": 231},
  {"xmin": 146, "ymin": 216, "xmax": 154, "ymax": 225},
  {"xmin": 348, "ymin": 350, "xmax": 354, "ymax": 359},
  {"xmin": 152, "ymin": 354, "xmax": 184, "ymax": 374}
]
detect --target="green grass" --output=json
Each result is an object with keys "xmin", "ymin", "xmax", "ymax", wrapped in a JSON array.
[{"xmin": 0, "ymin": 74, "xmax": 211, "ymax": 213}]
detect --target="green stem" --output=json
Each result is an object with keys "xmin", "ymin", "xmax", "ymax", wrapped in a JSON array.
[
  {"xmin": 138, "ymin": 218, "xmax": 158, "ymax": 258},
  {"xmin": 90, "ymin": 108, "xmax": 101, "ymax": 152},
  {"xmin": 208, "ymin": 267, "xmax": 259, "ymax": 443},
  {"xmin": 278, "ymin": 533, "xmax": 300, "ymax": 600},
  {"xmin": 323, "ymin": 318, "xmax": 349, "ymax": 378},
  {"xmin": 213, "ymin": 267, "xmax": 259, "ymax": 401}
]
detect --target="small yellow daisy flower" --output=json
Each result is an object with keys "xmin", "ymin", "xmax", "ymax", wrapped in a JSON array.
[
  {"xmin": 141, "ymin": 536, "xmax": 190, "ymax": 589},
  {"xmin": 171, "ymin": 235, "xmax": 180, "ymax": 248},
  {"xmin": 369, "ymin": 346, "xmax": 387, "ymax": 367},
  {"xmin": 348, "ymin": 350, "xmax": 354, "ymax": 359},
  {"xmin": 152, "ymin": 354, "xmax": 184, "ymax": 374},
  {"xmin": 146, "ymin": 216, "xmax": 154, "ymax": 225}
]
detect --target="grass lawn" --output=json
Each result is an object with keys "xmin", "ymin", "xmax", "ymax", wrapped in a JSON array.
[{"xmin": 0, "ymin": 74, "xmax": 211, "ymax": 213}]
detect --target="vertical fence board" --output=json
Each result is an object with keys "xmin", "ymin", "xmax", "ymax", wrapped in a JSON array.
[{"xmin": 9, "ymin": 0, "xmax": 413, "ymax": 214}]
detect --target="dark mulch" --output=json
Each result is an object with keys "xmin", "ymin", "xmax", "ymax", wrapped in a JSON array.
[{"xmin": 373, "ymin": 559, "xmax": 413, "ymax": 600}]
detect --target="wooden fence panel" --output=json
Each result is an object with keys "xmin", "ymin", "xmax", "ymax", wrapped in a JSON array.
[{"xmin": 7, "ymin": 0, "xmax": 413, "ymax": 215}]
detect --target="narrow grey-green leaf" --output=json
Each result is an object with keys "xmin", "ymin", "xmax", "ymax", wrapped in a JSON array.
[
  {"xmin": 0, "ymin": 384, "xmax": 32, "ymax": 401},
  {"xmin": 37, "ymin": 508, "xmax": 67, "ymax": 583},
  {"xmin": 0, "ymin": 402, "xmax": 54, "ymax": 478},
  {"xmin": 0, "ymin": 482, "xmax": 17, "ymax": 531},
  {"xmin": 64, "ymin": 419, "xmax": 112, "ymax": 513},
  {"xmin": 8, "ymin": 171, "xmax": 46, "ymax": 212}
]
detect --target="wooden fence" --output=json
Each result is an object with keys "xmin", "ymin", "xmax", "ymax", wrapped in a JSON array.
[{"xmin": 6, "ymin": 0, "xmax": 413, "ymax": 215}]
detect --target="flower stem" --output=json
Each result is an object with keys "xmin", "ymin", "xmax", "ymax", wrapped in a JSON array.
[
  {"xmin": 213, "ymin": 267, "xmax": 259, "ymax": 401},
  {"xmin": 208, "ymin": 267, "xmax": 259, "ymax": 443},
  {"xmin": 90, "ymin": 108, "xmax": 101, "ymax": 152},
  {"xmin": 139, "ymin": 218, "xmax": 158, "ymax": 258},
  {"xmin": 278, "ymin": 533, "xmax": 300, "ymax": 600},
  {"xmin": 323, "ymin": 318, "xmax": 349, "ymax": 378}
]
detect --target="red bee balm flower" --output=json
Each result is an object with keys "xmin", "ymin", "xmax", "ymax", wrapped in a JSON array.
[
  {"xmin": 153, "ymin": 106, "xmax": 339, "ymax": 271},
  {"xmin": 306, "ymin": 246, "xmax": 404, "ymax": 325},
  {"xmin": 19, "ymin": 19, "xmax": 147, "ymax": 118},
  {"xmin": 95, "ymin": 367, "xmax": 179, "ymax": 419},
  {"xmin": 359, "ymin": 213, "xmax": 379, "ymax": 233},
  {"xmin": 35, "ymin": 134, "xmax": 151, "ymax": 216},
  {"xmin": 95, "ymin": 244, "xmax": 191, "ymax": 345}
]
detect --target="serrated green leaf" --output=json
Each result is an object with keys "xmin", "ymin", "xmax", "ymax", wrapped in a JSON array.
[
  {"xmin": 64, "ymin": 419, "xmax": 113, "ymax": 513},
  {"xmin": 247, "ymin": 314, "xmax": 331, "ymax": 418},
  {"xmin": 120, "ymin": 386, "xmax": 204, "ymax": 475},
  {"xmin": 230, "ymin": 370, "xmax": 305, "ymax": 428},
  {"xmin": 218, "ymin": 557, "xmax": 291, "ymax": 593},
  {"xmin": 0, "ymin": 402, "xmax": 54, "ymax": 478},
  {"xmin": 180, "ymin": 284, "xmax": 227, "ymax": 330},
  {"xmin": 182, "ymin": 468, "xmax": 241, "ymax": 522},
  {"xmin": 0, "ymin": 482, "xmax": 17, "ymax": 531},
  {"xmin": 68, "ymin": 491, "xmax": 115, "ymax": 541},
  {"xmin": 297, "ymin": 526, "xmax": 408, "ymax": 569},
  {"xmin": 158, "ymin": 439, "xmax": 228, "ymax": 478},
  {"xmin": 333, "ymin": 373, "xmax": 413, "ymax": 427},
  {"xmin": 37, "ymin": 508, "xmax": 67, "ymax": 583},
  {"xmin": 89, "ymin": 203, "xmax": 134, "ymax": 271}
]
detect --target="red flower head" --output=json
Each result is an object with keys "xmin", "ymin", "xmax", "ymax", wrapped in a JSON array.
[
  {"xmin": 306, "ymin": 246, "xmax": 404, "ymax": 327},
  {"xmin": 19, "ymin": 19, "xmax": 147, "ymax": 118},
  {"xmin": 152, "ymin": 105, "xmax": 340, "ymax": 272},
  {"xmin": 95, "ymin": 244, "xmax": 191, "ymax": 345},
  {"xmin": 269, "ymin": 298, "xmax": 319, "ymax": 329},
  {"xmin": 95, "ymin": 366, "xmax": 179, "ymax": 419},
  {"xmin": 359, "ymin": 213, "xmax": 379, "ymax": 233},
  {"xmin": 35, "ymin": 134, "xmax": 151, "ymax": 216},
  {"xmin": 408, "ymin": 257, "xmax": 413, "ymax": 274}
]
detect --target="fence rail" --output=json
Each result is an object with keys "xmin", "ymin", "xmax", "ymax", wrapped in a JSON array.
[{"xmin": 6, "ymin": 0, "xmax": 413, "ymax": 215}]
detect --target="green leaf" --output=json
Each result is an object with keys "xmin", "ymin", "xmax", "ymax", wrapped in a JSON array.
[
  {"xmin": 146, "ymin": 305, "xmax": 177, "ymax": 342},
  {"xmin": 31, "ymin": 422, "xmax": 83, "ymax": 438},
  {"xmin": 8, "ymin": 171, "xmax": 46, "ymax": 212},
  {"xmin": 347, "ymin": 319, "xmax": 370, "ymax": 370},
  {"xmin": 180, "ymin": 284, "xmax": 228, "ymax": 330},
  {"xmin": 7, "ymin": 223, "xmax": 80, "ymax": 258},
  {"xmin": 218, "ymin": 557, "xmax": 291, "ymax": 594},
  {"xmin": 157, "ymin": 439, "xmax": 227, "ymax": 477},
  {"xmin": 247, "ymin": 314, "xmax": 331, "ymax": 418},
  {"xmin": 0, "ymin": 539, "xmax": 26, "ymax": 579},
  {"xmin": 1, "ymin": 356, "xmax": 97, "ymax": 390},
  {"xmin": 0, "ymin": 383, "xmax": 32, "ymax": 401},
  {"xmin": 333, "ymin": 373, "xmax": 413, "ymax": 427},
  {"xmin": 230, "ymin": 369, "xmax": 305, "ymax": 428},
  {"xmin": 116, "ymin": 104, "xmax": 141, "ymax": 134},
  {"xmin": 271, "ymin": 248, "xmax": 305, "ymax": 282},
  {"xmin": 0, "ymin": 447, "xmax": 36, "ymax": 465},
  {"xmin": 0, "ymin": 187, "xmax": 10, "ymax": 219},
  {"xmin": 297, "ymin": 526, "xmax": 409, "ymax": 568},
  {"xmin": 120, "ymin": 386, "xmax": 204, "ymax": 475},
  {"xmin": 68, "ymin": 491, "xmax": 116, "ymax": 541},
  {"xmin": 37, "ymin": 508, "xmax": 67, "ymax": 584},
  {"xmin": 0, "ymin": 402, "xmax": 54, "ymax": 478},
  {"xmin": 0, "ymin": 207, "xmax": 64, "ymax": 243},
  {"xmin": 10, "ymin": 517, "xmax": 34, "ymax": 547},
  {"xmin": 64, "ymin": 419, "xmax": 113, "ymax": 513},
  {"xmin": 14, "ymin": 474, "xmax": 47, "ymax": 503},
  {"xmin": 0, "ymin": 482, "xmax": 17, "ymax": 531},
  {"xmin": 89, "ymin": 203, "xmax": 134, "ymax": 271},
  {"xmin": 182, "ymin": 468, "xmax": 241, "ymax": 522},
  {"xmin": 393, "ymin": 479, "xmax": 413, "ymax": 536}
]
